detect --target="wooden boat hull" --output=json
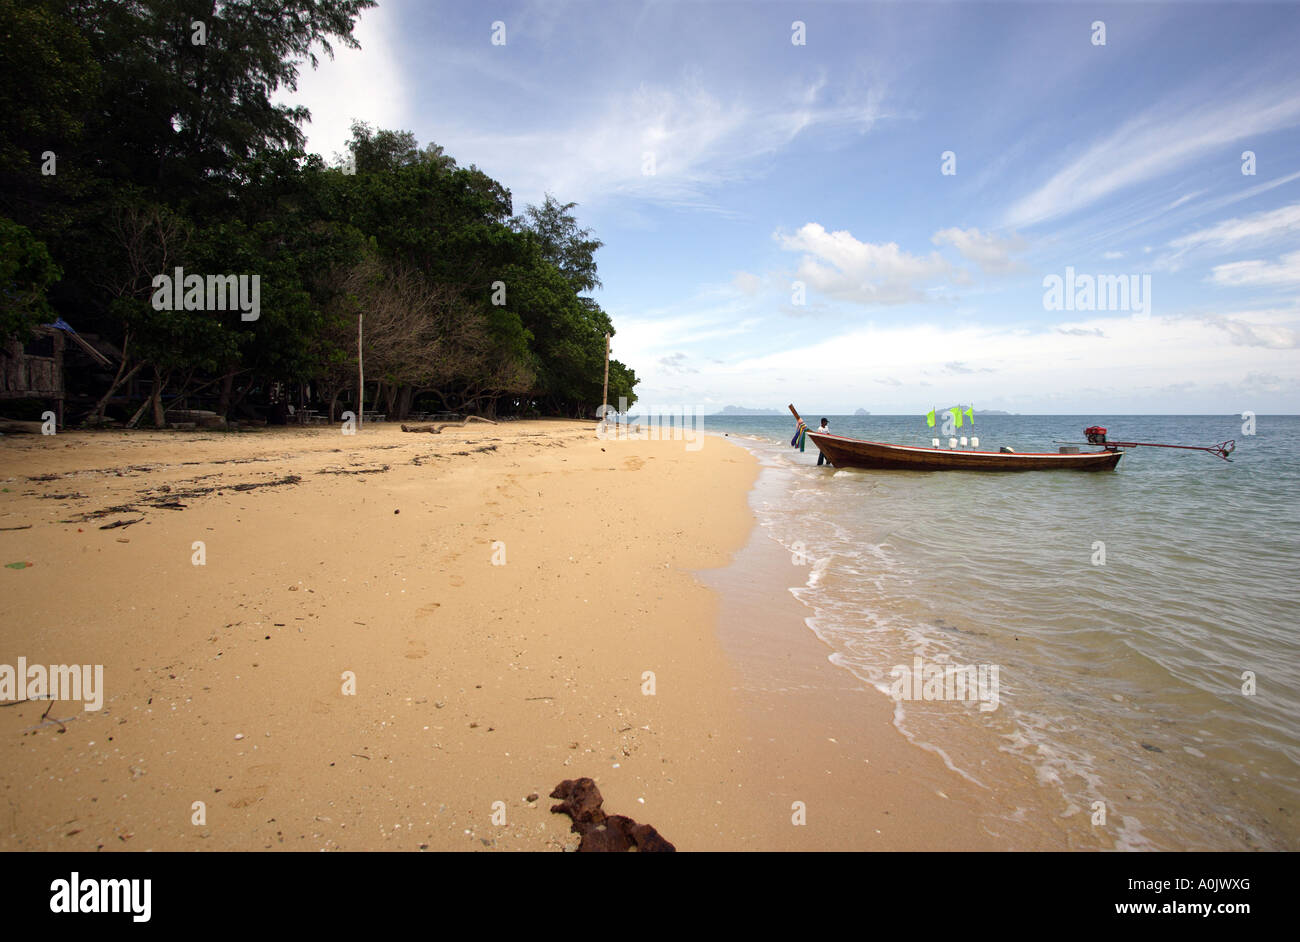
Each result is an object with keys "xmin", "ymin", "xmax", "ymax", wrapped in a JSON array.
[{"xmin": 808, "ymin": 432, "xmax": 1122, "ymax": 472}]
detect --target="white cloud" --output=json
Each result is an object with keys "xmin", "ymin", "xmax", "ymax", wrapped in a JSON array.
[
  {"xmin": 932, "ymin": 227, "xmax": 1027, "ymax": 274},
  {"xmin": 657, "ymin": 352, "xmax": 698, "ymax": 374},
  {"xmin": 611, "ymin": 283, "xmax": 769, "ymax": 367},
  {"xmin": 1240, "ymin": 371, "xmax": 1289, "ymax": 394},
  {"xmin": 706, "ymin": 312, "xmax": 1296, "ymax": 411},
  {"xmin": 1102, "ymin": 251, "xmax": 1124, "ymax": 260},
  {"xmin": 275, "ymin": 4, "xmax": 409, "ymax": 162},
  {"xmin": 1206, "ymin": 317, "xmax": 1299, "ymax": 349},
  {"xmin": 778, "ymin": 223, "xmax": 952, "ymax": 305},
  {"xmin": 1209, "ymin": 250, "xmax": 1300, "ymax": 287}
]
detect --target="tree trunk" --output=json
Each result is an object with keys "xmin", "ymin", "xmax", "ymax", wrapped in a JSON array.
[
  {"xmin": 126, "ymin": 368, "xmax": 168, "ymax": 429},
  {"xmin": 150, "ymin": 367, "xmax": 169, "ymax": 428},
  {"xmin": 91, "ymin": 360, "xmax": 143, "ymax": 423},
  {"xmin": 218, "ymin": 371, "xmax": 235, "ymax": 417},
  {"xmin": 170, "ymin": 368, "xmax": 195, "ymax": 411},
  {"xmin": 397, "ymin": 385, "xmax": 414, "ymax": 421},
  {"xmin": 228, "ymin": 374, "xmax": 257, "ymax": 414},
  {"xmin": 89, "ymin": 329, "xmax": 138, "ymax": 423},
  {"xmin": 125, "ymin": 396, "xmax": 151, "ymax": 429}
]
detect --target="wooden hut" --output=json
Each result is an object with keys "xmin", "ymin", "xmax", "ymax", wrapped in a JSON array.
[{"xmin": 1, "ymin": 321, "xmax": 111, "ymax": 425}]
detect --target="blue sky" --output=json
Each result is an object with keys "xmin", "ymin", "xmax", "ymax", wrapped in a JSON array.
[{"xmin": 279, "ymin": 1, "xmax": 1300, "ymax": 413}]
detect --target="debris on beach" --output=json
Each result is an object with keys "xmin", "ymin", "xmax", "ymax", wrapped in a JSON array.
[
  {"xmin": 549, "ymin": 777, "xmax": 675, "ymax": 852},
  {"xmin": 99, "ymin": 518, "xmax": 142, "ymax": 530},
  {"xmin": 0, "ymin": 420, "xmax": 47, "ymax": 435},
  {"xmin": 401, "ymin": 416, "xmax": 498, "ymax": 434}
]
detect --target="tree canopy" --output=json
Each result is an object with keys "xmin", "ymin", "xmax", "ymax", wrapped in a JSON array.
[{"xmin": 0, "ymin": 0, "xmax": 637, "ymax": 424}]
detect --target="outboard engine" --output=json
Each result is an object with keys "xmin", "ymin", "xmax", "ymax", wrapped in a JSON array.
[{"xmin": 1084, "ymin": 425, "xmax": 1108, "ymax": 444}]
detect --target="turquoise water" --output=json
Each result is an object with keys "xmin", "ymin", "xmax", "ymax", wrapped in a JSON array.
[{"xmin": 706, "ymin": 414, "xmax": 1298, "ymax": 850}]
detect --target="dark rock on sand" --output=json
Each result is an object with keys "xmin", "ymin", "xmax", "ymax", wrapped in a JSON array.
[{"xmin": 549, "ymin": 777, "xmax": 675, "ymax": 852}]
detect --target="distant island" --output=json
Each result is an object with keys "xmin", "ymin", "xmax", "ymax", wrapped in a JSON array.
[
  {"xmin": 854, "ymin": 408, "xmax": 871, "ymax": 415},
  {"xmin": 713, "ymin": 406, "xmax": 785, "ymax": 415},
  {"xmin": 974, "ymin": 409, "xmax": 1015, "ymax": 416}
]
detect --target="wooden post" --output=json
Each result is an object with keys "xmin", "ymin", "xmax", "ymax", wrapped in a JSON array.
[
  {"xmin": 357, "ymin": 311, "xmax": 364, "ymax": 428},
  {"xmin": 601, "ymin": 332, "xmax": 610, "ymax": 420}
]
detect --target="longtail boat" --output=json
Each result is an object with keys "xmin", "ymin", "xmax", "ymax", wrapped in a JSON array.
[{"xmin": 789, "ymin": 405, "xmax": 1122, "ymax": 472}]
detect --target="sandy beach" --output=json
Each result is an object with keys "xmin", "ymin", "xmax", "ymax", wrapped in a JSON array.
[{"xmin": 1, "ymin": 420, "xmax": 1062, "ymax": 851}]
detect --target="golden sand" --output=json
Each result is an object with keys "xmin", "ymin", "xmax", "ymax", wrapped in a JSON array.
[{"xmin": 0, "ymin": 421, "xmax": 1059, "ymax": 850}]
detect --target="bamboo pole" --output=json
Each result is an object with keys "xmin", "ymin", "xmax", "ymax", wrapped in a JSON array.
[
  {"xmin": 601, "ymin": 332, "xmax": 610, "ymax": 420},
  {"xmin": 357, "ymin": 311, "xmax": 364, "ymax": 429}
]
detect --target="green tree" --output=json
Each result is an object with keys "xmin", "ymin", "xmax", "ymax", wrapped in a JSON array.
[
  {"xmin": 71, "ymin": 0, "xmax": 376, "ymax": 212},
  {"xmin": 0, "ymin": 217, "xmax": 62, "ymax": 339},
  {"xmin": 514, "ymin": 194, "xmax": 603, "ymax": 294}
]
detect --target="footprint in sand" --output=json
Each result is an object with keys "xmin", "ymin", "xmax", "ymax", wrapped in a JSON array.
[
  {"xmin": 448, "ymin": 575, "xmax": 464, "ymax": 588},
  {"xmin": 623, "ymin": 457, "xmax": 645, "ymax": 471},
  {"xmin": 417, "ymin": 602, "xmax": 441, "ymax": 616},
  {"xmin": 405, "ymin": 640, "xmax": 428, "ymax": 659},
  {"xmin": 227, "ymin": 785, "xmax": 267, "ymax": 808}
]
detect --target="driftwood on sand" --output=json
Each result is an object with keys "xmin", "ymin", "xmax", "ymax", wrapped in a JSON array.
[
  {"xmin": 0, "ymin": 419, "xmax": 45, "ymax": 434},
  {"xmin": 550, "ymin": 777, "xmax": 676, "ymax": 852},
  {"xmin": 401, "ymin": 416, "xmax": 498, "ymax": 434}
]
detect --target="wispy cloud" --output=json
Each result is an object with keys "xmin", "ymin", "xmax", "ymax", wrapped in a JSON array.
[
  {"xmin": 943, "ymin": 361, "xmax": 996, "ymax": 374},
  {"xmin": 1209, "ymin": 250, "xmax": 1300, "ymax": 287},
  {"xmin": 657, "ymin": 352, "xmax": 698, "ymax": 373},
  {"xmin": 1170, "ymin": 203, "xmax": 1300, "ymax": 252},
  {"xmin": 1167, "ymin": 191, "xmax": 1203, "ymax": 210},
  {"xmin": 439, "ymin": 77, "xmax": 887, "ymax": 212},
  {"xmin": 1003, "ymin": 83, "xmax": 1300, "ymax": 228}
]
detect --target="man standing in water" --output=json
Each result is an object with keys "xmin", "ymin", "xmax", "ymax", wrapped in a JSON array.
[{"xmin": 817, "ymin": 418, "xmax": 832, "ymax": 466}]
